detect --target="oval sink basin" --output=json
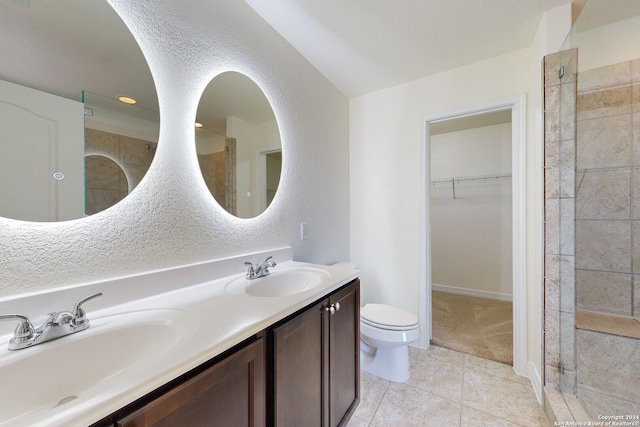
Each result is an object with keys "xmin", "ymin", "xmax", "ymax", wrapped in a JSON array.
[
  {"xmin": 226, "ymin": 267, "xmax": 331, "ymax": 297},
  {"xmin": 0, "ymin": 308, "xmax": 195, "ymax": 425}
]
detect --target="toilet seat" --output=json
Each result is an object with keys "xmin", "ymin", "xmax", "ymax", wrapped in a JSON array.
[{"xmin": 361, "ymin": 303, "xmax": 418, "ymax": 331}]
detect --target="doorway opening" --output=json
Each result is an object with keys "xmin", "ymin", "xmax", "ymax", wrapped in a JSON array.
[
  {"xmin": 429, "ymin": 110, "xmax": 513, "ymax": 365},
  {"xmin": 257, "ymin": 148, "xmax": 282, "ymax": 212},
  {"xmin": 419, "ymin": 95, "xmax": 527, "ymax": 375}
]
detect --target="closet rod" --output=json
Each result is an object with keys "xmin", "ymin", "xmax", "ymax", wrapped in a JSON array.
[{"xmin": 430, "ymin": 172, "xmax": 512, "ymax": 185}]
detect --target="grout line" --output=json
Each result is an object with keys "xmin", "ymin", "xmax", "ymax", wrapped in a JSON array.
[
  {"xmin": 459, "ymin": 354, "xmax": 466, "ymax": 426},
  {"xmin": 461, "ymin": 403, "xmax": 536, "ymax": 427},
  {"xmin": 366, "ymin": 378, "xmax": 390, "ymax": 426}
]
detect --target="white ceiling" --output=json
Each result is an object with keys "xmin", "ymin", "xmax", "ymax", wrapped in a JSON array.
[
  {"xmin": 3, "ymin": 0, "xmax": 637, "ymax": 129},
  {"xmin": 0, "ymin": 0, "xmax": 159, "ymax": 115},
  {"xmin": 245, "ymin": 0, "xmax": 574, "ymax": 97}
]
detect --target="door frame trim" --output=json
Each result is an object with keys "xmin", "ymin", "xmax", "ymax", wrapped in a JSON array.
[
  {"xmin": 419, "ymin": 94, "xmax": 527, "ymax": 376},
  {"xmin": 256, "ymin": 147, "xmax": 282, "ymax": 213}
]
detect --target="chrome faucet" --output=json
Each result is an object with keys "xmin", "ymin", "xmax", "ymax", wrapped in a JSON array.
[
  {"xmin": 0, "ymin": 292, "xmax": 102, "ymax": 350},
  {"xmin": 244, "ymin": 256, "xmax": 277, "ymax": 279}
]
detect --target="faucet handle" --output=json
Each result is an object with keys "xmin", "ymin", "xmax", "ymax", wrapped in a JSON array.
[
  {"xmin": 71, "ymin": 292, "xmax": 103, "ymax": 326},
  {"xmin": 244, "ymin": 261, "xmax": 255, "ymax": 279},
  {"xmin": 0, "ymin": 314, "xmax": 35, "ymax": 342}
]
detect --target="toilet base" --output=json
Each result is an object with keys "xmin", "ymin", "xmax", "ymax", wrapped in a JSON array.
[{"xmin": 360, "ymin": 343, "xmax": 410, "ymax": 382}]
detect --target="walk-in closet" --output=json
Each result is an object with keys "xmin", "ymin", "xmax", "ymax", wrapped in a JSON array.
[{"xmin": 429, "ymin": 110, "xmax": 513, "ymax": 365}]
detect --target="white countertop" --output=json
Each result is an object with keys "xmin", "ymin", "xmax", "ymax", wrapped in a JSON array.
[{"xmin": 0, "ymin": 249, "xmax": 358, "ymax": 427}]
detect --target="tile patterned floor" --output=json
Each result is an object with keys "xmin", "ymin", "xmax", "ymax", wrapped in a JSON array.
[{"xmin": 347, "ymin": 345, "xmax": 550, "ymax": 427}]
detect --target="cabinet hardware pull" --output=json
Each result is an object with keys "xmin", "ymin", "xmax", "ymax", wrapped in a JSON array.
[{"xmin": 325, "ymin": 303, "xmax": 341, "ymax": 315}]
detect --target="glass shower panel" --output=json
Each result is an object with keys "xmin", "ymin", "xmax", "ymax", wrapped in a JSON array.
[
  {"xmin": 557, "ymin": 50, "xmax": 577, "ymax": 395},
  {"xmin": 543, "ymin": 47, "xmax": 577, "ymax": 395},
  {"xmin": 548, "ymin": 0, "xmax": 640, "ymax": 416}
]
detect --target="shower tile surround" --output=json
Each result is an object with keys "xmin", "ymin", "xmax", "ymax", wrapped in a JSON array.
[
  {"xmin": 544, "ymin": 52, "xmax": 640, "ymax": 419},
  {"xmin": 197, "ymin": 138, "xmax": 237, "ymax": 215},
  {"xmin": 576, "ymin": 59, "xmax": 639, "ymax": 316},
  {"xmin": 84, "ymin": 128, "xmax": 156, "ymax": 215}
]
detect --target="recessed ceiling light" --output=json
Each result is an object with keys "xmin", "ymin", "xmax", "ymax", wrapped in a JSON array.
[
  {"xmin": 118, "ymin": 96, "xmax": 136, "ymax": 105},
  {"xmin": 195, "ymin": 122, "xmax": 203, "ymax": 128}
]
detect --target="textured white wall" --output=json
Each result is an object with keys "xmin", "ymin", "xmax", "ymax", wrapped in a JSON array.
[
  {"xmin": 350, "ymin": 5, "xmax": 573, "ymax": 390},
  {"xmin": 0, "ymin": 0, "xmax": 350, "ymax": 298},
  {"xmin": 350, "ymin": 47, "xmax": 533, "ymax": 316}
]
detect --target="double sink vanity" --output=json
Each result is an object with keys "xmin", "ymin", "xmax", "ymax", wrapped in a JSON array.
[{"xmin": 0, "ymin": 248, "xmax": 360, "ymax": 426}]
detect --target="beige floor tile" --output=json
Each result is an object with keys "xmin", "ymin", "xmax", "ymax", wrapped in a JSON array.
[
  {"xmin": 352, "ymin": 346, "xmax": 548, "ymax": 427},
  {"xmin": 461, "ymin": 405, "xmax": 524, "ymax": 427},
  {"xmin": 463, "ymin": 354, "xmax": 529, "ymax": 386},
  {"xmin": 462, "ymin": 369, "xmax": 548, "ymax": 427},
  {"xmin": 370, "ymin": 383, "xmax": 461, "ymax": 427},
  {"xmin": 413, "ymin": 344, "xmax": 466, "ymax": 366},
  {"xmin": 351, "ymin": 371, "xmax": 390, "ymax": 424},
  {"xmin": 407, "ymin": 347, "xmax": 464, "ymax": 402},
  {"xmin": 346, "ymin": 414, "xmax": 372, "ymax": 427}
]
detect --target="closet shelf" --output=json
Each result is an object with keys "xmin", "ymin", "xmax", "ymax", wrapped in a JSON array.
[
  {"xmin": 430, "ymin": 173, "xmax": 512, "ymax": 185},
  {"xmin": 430, "ymin": 173, "xmax": 511, "ymax": 200}
]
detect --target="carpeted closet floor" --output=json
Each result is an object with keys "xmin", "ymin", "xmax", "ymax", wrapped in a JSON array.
[{"xmin": 431, "ymin": 291, "xmax": 513, "ymax": 365}]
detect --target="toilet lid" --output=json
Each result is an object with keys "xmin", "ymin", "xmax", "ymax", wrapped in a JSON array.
[{"xmin": 361, "ymin": 303, "xmax": 418, "ymax": 330}]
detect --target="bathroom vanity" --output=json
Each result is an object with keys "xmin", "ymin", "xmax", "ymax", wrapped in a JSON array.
[
  {"xmin": 0, "ymin": 250, "xmax": 359, "ymax": 427},
  {"xmin": 273, "ymin": 279, "xmax": 359, "ymax": 426},
  {"xmin": 97, "ymin": 279, "xmax": 359, "ymax": 427}
]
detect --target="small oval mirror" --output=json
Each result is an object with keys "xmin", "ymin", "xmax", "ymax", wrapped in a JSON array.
[{"xmin": 196, "ymin": 72, "xmax": 282, "ymax": 218}]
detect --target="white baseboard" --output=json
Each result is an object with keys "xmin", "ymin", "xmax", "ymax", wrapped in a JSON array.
[
  {"xmin": 528, "ymin": 361, "xmax": 543, "ymax": 404},
  {"xmin": 432, "ymin": 283, "xmax": 513, "ymax": 302}
]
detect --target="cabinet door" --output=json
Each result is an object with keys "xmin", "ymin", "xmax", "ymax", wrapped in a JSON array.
[
  {"xmin": 328, "ymin": 280, "xmax": 360, "ymax": 427},
  {"xmin": 115, "ymin": 338, "xmax": 265, "ymax": 427},
  {"xmin": 273, "ymin": 300, "xmax": 325, "ymax": 427}
]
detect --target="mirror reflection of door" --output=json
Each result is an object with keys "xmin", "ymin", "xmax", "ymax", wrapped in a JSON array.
[
  {"xmin": 263, "ymin": 150, "xmax": 281, "ymax": 210},
  {"xmin": 0, "ymin": 80, "xmax": 85, "ymax": 222}
]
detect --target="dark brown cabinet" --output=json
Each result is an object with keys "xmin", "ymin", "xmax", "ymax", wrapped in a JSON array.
[
  {"xmin": 328, "ymin": 281, "xmax": 360, "ymax": 427},
  {"xmin": 113, "ymin": 337, "xmax": 265, "ymax": 427},
  {"xmin": 272, "ymin": 279, "xmax": 360, "ymax": 427},
  {"xmin": 93, "ymin": 279, "xmax": 359, "ymax": 427}
]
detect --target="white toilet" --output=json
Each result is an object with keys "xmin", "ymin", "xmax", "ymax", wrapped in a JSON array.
[{"xmin": 360, "ymin": 303, "xmax": 420, "ymax": 382}]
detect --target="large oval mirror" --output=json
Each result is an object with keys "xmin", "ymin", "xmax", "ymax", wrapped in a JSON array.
[
  {"xmin": 0, "ymin": 0, "xmax": 159, "ymax": 222},
  {"xmin": 196, "ymin": 72, "xmax": 282, "ymax": 219}
]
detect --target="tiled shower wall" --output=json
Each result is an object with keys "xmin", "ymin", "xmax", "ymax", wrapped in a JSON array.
[
  {"xmin": 197, "ymin": 137, "xmax": 237, "ymax": 215},
  {"xmin": 575, "ymin": 59, "xmax": 640, "ymax": 317},
  {"xmin": 543, "ymin": 48, "xmax": 578, "ymax": 393},
  {"xmin": 198, "ymin": 151, "xmax": 226, "ymax": 206},
  {"xmin": 84, "ymin": 128, "xmax": 155, "ymax": 215},
  {"xmin": 574, "ymin": 58, "xmax": 640, "ymax": 416},
  {"xmin": 544, "ymin": 51, "xmax": 640, "ymax": 416}
]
